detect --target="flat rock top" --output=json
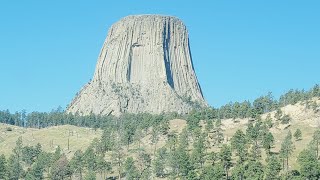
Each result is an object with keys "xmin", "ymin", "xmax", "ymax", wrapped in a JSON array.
[
  {"xmin": 120, "ymin": 14, "xmax": 182, "ymax": 21},
  {"xmin": 112, "ymin": 14, "xmax": 186, "ymax": 28}
]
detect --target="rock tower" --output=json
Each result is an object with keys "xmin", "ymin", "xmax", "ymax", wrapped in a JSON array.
[{"xmin": 67, "ymin": 15, "xmax": 207, "ymax": 116}]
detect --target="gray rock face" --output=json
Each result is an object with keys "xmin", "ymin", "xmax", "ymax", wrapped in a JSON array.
[{"xmin": 67, "ymin": 15, "xmax": 207, "ymax": 116}]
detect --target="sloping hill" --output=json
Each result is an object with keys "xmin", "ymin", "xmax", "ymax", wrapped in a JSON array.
[
  {"xmin": 0, "ymin": 124, "xmax": 101, "ymax": 158},
  {"xmin": 0, "ymin": 99, "xmax": 319, "ymax": 179}
]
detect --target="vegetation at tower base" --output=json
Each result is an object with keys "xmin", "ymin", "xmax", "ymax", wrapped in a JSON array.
[
  {"xmin": 0, "ymin": 84, "xmax": 319, "ymax": 130},
  {"xmin": 0, "ymin": 84, "xmax": 319, "ymax": 179}
]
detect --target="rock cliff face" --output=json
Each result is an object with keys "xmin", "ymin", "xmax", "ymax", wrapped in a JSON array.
[{"xmin": 67, "ymin": 15, "xmax": 207, "ymax": 116}]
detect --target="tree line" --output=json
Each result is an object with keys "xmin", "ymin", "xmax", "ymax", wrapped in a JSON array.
[
  {"xmin": 1, "ymin": 115, "xmax": 320, "ymax": 179},
  {"xmin": 0, "ymin": 84, "xmax": 319, "ymax": 130}
]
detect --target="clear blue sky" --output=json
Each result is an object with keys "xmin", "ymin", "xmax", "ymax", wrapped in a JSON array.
[{"xmin": 1, "ymin": 1, "xmax": 319, "ymax": 112}]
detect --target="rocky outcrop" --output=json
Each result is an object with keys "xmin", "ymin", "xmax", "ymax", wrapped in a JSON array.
[{"xmin": 67, "ymin": 15, "xmax": 207, "ymax": 116}]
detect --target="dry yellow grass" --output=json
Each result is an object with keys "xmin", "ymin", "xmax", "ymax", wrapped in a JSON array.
[
  {"xmin": 0, "ymin": 99, "xmax": 319, "ymax": 177},
  {"xmin": 0, "ymin": 123, "xmax": 101, "ymax": 158},
  {"xmin": 220, "ymin": 99, "xmax": 320, "ymax": 170}
]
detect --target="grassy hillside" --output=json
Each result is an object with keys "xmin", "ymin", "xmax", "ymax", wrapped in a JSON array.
[
  {"xmin": 0, "ymin": 124, "xmax": 101, "ymax": 158},
  {"xmin": 0, "ymin": 99, "xmax": 319, "ymax": 179},
  {"xmin": 220, "ymin": 99, "xmax": 320, "ymax": 170}
]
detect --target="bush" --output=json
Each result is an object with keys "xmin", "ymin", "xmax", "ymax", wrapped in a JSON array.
[
  {"xmin": 6, "ymin": 127, "xmax": 13, "ymax": 131},
  {"xmin": 281, "ymin": 114, "xmax": 291, "ymax": 124}
]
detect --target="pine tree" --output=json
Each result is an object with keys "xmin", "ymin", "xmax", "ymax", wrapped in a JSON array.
[
  {"xmin": 84, "ymin": 170, "xmax": 96, "ymax": 180},
  {"xmin": 136, "ymin": 149, "xmax": 151, "ymax": 177},
  {"xmin": 298, "ymin": 148, "xmax": 320, "ymax": 179},
  {"xmin": 83, "ymin": 147, "xmax": 97, "ymax": 172},
  {"xmin": 179, "ymin": 128, "xmax": 189, "ymax": 150},
  {"xmin": 95, "ymin": 155, "xmax": 111, "ymax": 179},
  {"xmin": 124, "ymin": 157, "xmax": 139, "ymax": 179},
  {"xmin": 201, "ymin": 164, "xmax": 224, "ymax": 180},
  {"xmin": 312, "ymin": 129, "xmax": 320, "ymax": 158},
  {"xmin": 37, "ymin": 152, "xmax": 52, "ymax": 177},
  {"xmin": 274, "ymin": 108, "xmax": 283, "ymax": 121},
  {"xmin": 69, "ymin": 150, "xmax": 84, "ymax": 179},
  {"xmin": 169, "ymin": 137, "xmax": 193, "ymax": 179},
  {"xmin": 50, "ymin": 154, "xmax": 71, "ymax": 180},
  {"xmin": 219, "ymin": 144, "xmax": 232, "ymax": 179},
  {"xmin": 280, "ymin": 131, "xmax": 294, "ymax": 170},
  {"xmin": 264, "ymin": 155, "xmax": 281, "ymax": 180},
  {"xmin": 25, "ymin": 161, "xmax": 45, "ymax": 180},
  {"xmin": 13, "ymin": 137, "xmax": 23, "ymax": 161},
  {"xmin": 191, "ymin": 132, "xmax": 206, "ymax": 168},
  {"xmin": 231, "ymin": 129, "xmax": 248, "ymax": 162},
  {"xmin": 244, "ymin": 161, "xmax": 264, "ymax": 180},
  {"xmin": 215, "ymin": 119, "xmax": 224, "ymax": 145},
  {"xmin": 293, "ymin": 128, "xmax": 302, "ymax": 141},
  {"xmin": 111, "ymin": 134, "xmax": 125, "ymax": 180},
  {"xmin": 7, "ymin": 154, "xmax": 24, "ymax": 180},
  {"xmin": 231, "ymin": 163, "xmax": 245, "ymax": 180},
  {"xmin": 176, "ymin": 147, "xmax": 192, "ymax": 178},
  {"xmin": 150, "ymin": 126, "xmax": 160, "ymax": 155},
  {"xmin": 153, "ymin": 148, "xmax": 167, "ymax": 178},
  {"xmin": 0, "ymin": 154, "xmax": 7, "ymax": 180},
  {"xmin": 264, "ymin": 114, "xmax": 273, "ymax": 128},
  {"xmin": 133, "ymin": 128, "xmax": 144, "ymax": 149},
  {"xmin": 262, "ymin": 132, "xmax": 274, "ymax": 155}
]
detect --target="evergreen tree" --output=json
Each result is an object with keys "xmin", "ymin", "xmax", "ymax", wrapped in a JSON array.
[
  {"xmin": 219, "ymin": 144, "xmax": 232, "ymax": 179},
  {"xmin": 246, "ymin": 120, "xmax": 263, "ymax": 160},
  {"xmin": 231, "ymin": 129, "xmax": 248, "ymax": 162},
  {"xmin": 22, "ymin": 144, "xmax": 42, "ymax": 166},
  {"xmin": 7, "ymin": 154, "xmax": 24, "ymax": 180},
  {"xmin": 231, "ymin": 163, "xmax": 245, "ymax": 180},
  {"xmin": 169, "ymin": 143, "xmax": 193, "ymax": 178},
  {"xmin": 191, "ymin": 132, "xmax": 206, "ymax": 168},
  {"xmin": 50, "ymin": 154, "xmax": 71, "ymax": 180},
  {"xmin": 37, "ymin": 152, "xmax": 52, "ymax": 177},
  {"xmin": 51, "ymin": 146, "xmax": 62, "ymax": 167},
  {"xmin": 264, "ymin": 155, "xmax": 281, "ymax": 180},
  {"xmin": 0, "ymin": 154, "xmax": 7, "ymax": 180},
  {"xmin": 207, "ymin": 151, "xmax": 218, "ymax": 166},
  {"xmin": 136, "ymin": 149, "xmax": 151, "ymax": 177},
  {"xmin": 13, "ymin": 137, "xmax": 23, "ymax": 161},
  {"xmin": 293, "ymin": 129, "xmax": 302, "ymax": 141},
  {"xmin": 84, "ymin": 170, "xmax": 96, "ymax": 180},
  {"xmin": 244, "ymin": 161, "xmax": 264, "ymax": 180},
  {"xmin": 274, "ymin": 108, "xmax": 283, "ymax": 121},
  {"xmin": 215, "ymin": 119, "xmax": 224, "ymax": 145},
  {"xmin": 124, "ymin": 157, "xmax": 140, "ymax": 179},
  {"xmin": 264, "ymin": 114, "xmax": 273, "ymax": 128},
  {"xmin": 205, "ymin": 119, "xmax": 214, "ymax": 133},
  {"xmin": 201, "ymin": 164, "xmax": 224, "ymax": 180},
  {"xmin": 95, "ymin": 155, "xmax": 111, "ymax": 179},
  {"xmin": 312, "ymin": 129, "xmax": 320, "ymax": 158},
  {"xmin": 83, "ymin": 147, "xmax": 97, "ymax": 171},
  {"xmin": 133, "ymin": 128, "xmax": 144, "ymax": 149},
  {"xmin": 111, "ymin": 135, "xmax": 125, "ymax": 180},
  {"xmin": 69, "ymin": 150, "xmax": 84, "ymax": 179},
  {"xmin": 25, "ymin": 161, "xmax": 45, "ymax": 180},
  {"xmin": 150, "ymin": 126, "xmax": 160, "ymax": 155},
  {"xmin": 298, "ymin": 148, "xmax": 320, "ymax": 179},
  {"xmin": 281, "ymin": 114, "xmax": 291, "ymax": 124},
  {"xmin": 262, "ymin": 132, "xmax": 274, "ymax": 155},
  {"xmin": 153, "ymin": 148, "xmax": 167, "ymax": 178},
  {"xmin": 179, "ymin": 128, "xmax": 189, "ymax": 150},
  {"xmin": 100, "ymin": 129, "xmax": 114, "ymax": 153},
  {"xmin": 280, "ymin": 131, "xmax": 294, "ymax": 170}
]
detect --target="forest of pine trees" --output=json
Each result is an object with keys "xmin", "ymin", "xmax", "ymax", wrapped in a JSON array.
[{"xmin": 0, "ymin": 85, "xmax": 319, "ymax": 179}]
